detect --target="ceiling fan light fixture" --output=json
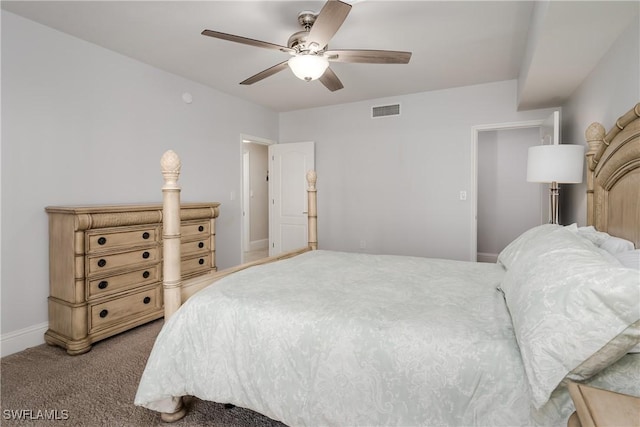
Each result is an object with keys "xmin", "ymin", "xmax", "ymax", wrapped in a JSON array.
[
  {"xmin": 202, "ymin": 0, "xmax": 410, "ymax": 91},
  {"xmin": 288, "ymin": 54, "xmax": 329, "ymax": 82}
]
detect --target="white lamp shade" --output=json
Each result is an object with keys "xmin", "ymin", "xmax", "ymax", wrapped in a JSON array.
[
  {"xmin": 527, "ymin": 144, "xmax": 585, "ymax": 183},
  {"xmin": 288, "ymin": 55, "xmax": 329, "ymax": 81}
]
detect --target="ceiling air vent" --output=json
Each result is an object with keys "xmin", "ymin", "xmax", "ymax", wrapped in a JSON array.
[{"xmin": 372, "ymin": 103, "xmax": 401, "ymax": 118}]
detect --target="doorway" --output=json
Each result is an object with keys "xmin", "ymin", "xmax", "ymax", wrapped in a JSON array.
[
  {"xmin": 241, "ymin": 135, "xmax": 273, "ymax": 263},
  {"xmin": 476, "ymin": 127, "xmax": 544, "ymax": 262},
  {"xmin": 470, "ymin": 114, "xmax": 558, "ymax": 262}
]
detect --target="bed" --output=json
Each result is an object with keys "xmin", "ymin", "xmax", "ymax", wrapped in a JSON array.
[{"xmin": 135, "ymin": 103, "xmax": 640, "ymax": 426}]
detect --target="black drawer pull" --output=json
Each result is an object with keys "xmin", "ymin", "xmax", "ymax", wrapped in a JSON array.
[
  {"xmin": 98, "ymin": 281, "xmax": 108, "ymax": 290},
  {"xmin": 99, "ymin": 309, "xmax": 108, "ymax": 318},
  {"xmin": 98, "ymin": 237, "xmax": 107, "ymax": 245},
  {"xmin": 198, "ymin": 242, "xmax": 204, "ymax": 249},
  {"xmin": 143, "ymin": 296, "xmax": 151, "ymax": 304},
  {"xmin": 142, "ymin": 251, "xmax": 150, "ymax": 259},
  {"xmin": 97, "ymin": 259, "xmax": 107, "ymax": 268},
  {"xmin": 198, "ymin": 258, "xmax": 205, "ymax": 265},
  {"xmin": 198, "ymin": 225, "xmax": 204, "ymax": 232},
  {"xmin": 142, "ymin": 232, "xmax": 150, "ymax": 239},
  {"xmin": 142, "ymin": 271, "xmax": 150, "ymax": 279}
]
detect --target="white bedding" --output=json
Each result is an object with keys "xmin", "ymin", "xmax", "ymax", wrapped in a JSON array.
[
  {"xmin": 137, "ymin": 251, "xmax": 524, "ymax": 425},
  {"xmin": 135, "ymin": 249, "xmax": 639, "ymax": 426}
]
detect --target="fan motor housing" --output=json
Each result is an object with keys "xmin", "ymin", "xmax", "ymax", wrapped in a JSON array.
[
  {"xmin": 288, "ymin": 31, "xmax": 309, "ymax": 50},
  {"xmin": 289, "ymin": 11, "xmax": 319, "ymax": 52}
]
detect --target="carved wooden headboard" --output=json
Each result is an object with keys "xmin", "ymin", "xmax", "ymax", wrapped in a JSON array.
[{"xmin": 585, "ymin": 103, "xmax": 640, "ymax": 248}]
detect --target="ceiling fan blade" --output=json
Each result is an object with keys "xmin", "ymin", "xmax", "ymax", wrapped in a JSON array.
[
  {"xmin": 319, "ymin": 67, "xmax": 344, "ymax": 92},
  {"xmin": 325, "ymin": 49, "xmax": 412, "ymax": 64},
  {"xmin": 307, "ymin": 0, "xmax": 352, "ymax": 50},
  {"xmin": 240, "ymin": 61, "xmax": 289, "ymax": 85},
  {"xmin": 202, "ymin": 29, "xmax": 294, "ymax": 54}
]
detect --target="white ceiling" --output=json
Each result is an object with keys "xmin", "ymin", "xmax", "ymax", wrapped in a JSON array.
[{"xmin": 2, "ymin": 1, "xmax": 637, "ymax": 112}]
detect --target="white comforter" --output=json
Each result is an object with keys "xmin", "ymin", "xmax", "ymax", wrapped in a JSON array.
[{"xmin": 134, "ymin": 250, "xmax": 637, "ymax": 426}]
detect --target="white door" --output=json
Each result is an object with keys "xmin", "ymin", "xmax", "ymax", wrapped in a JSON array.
[
  {"xmin": 537, "ymin": 110, "xmax": 561, "ymax": 223},
  {"xmin": 269, "ymin": 142, "xmax": 315, "ymax": 256}
]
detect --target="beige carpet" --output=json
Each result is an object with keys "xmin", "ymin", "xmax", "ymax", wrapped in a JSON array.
[{"xmin": 1, "ymin": 320, "xmax": 286, "ymax": 427}]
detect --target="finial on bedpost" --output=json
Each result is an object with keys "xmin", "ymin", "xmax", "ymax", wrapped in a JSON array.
[
  {"xmin": 585, "ymin": 123, "xmax": 605, "ymax": 171},
  {"xmin": 585, "ymin": 123, "xmax": 604, "ymax": 227},
  {"xmin": 161, "ymin": 150, "xmax": 182, "ymax": 188},
  {"xmin": 306, "ymin": 170, "xmax": 317, "ymax": 190},
  {"xmin": 306, "ymin": 170, "xmax": 318, "ymax": 251},
  {"xmin": 161, "ymin": 150, "xmax": 182, "ymax": 321}
]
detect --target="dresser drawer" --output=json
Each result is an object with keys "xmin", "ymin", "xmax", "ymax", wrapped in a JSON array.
[
  {"xmin": 88, "ymin": 247, "xmax": 160, "ymax": 275},
  {"xmin": 181, "ymin": 221, "xmax": 210, "ymax": 238},
  {"xmin": 89, "ymin": 285, "xmax": 162, "ymax": 332},
  {"xmin": 181, "ymin": 237, "xmax": 211, "ymax": 257},
  {"xmin": 181, "ymin": 253, "xmax": 211, "ymax": 276},
  {"xmin": 87, "ymin": 264, "xmax": 160, "ymax": 299},
  {"xmin": 87, "ymin": 226, "xmax": 159, "ymax": 252}
]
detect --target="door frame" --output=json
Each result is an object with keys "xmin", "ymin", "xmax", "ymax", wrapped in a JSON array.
[
  {"xmin": 240, "ymin": 134, "xmax": 275, "ymax": 263},
  {"xmin": 469, "ymin": 119, "xmax": 545, "ymax": 262}
]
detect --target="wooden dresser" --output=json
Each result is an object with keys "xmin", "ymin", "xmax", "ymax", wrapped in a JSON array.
[{"xmin": 44, "ymin": 202, "xmax": 220, "ymax": 355}]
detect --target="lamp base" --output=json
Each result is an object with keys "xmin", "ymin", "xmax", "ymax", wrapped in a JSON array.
[{"xmin": 549, "ymin": 181, "xmax": 559, "ymax": 224}]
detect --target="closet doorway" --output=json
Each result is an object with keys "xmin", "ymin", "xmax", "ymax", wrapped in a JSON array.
[
  {"xmin": 241, "ymin": 135, "xmax": 273, "ymax": 263},
  {"xmin": 476, "ymin": 127, "xmax": 544, "ymax": 262},
  {"xmin": 470, "ymin": 112, "xmax": 559, "ymax": 262}
]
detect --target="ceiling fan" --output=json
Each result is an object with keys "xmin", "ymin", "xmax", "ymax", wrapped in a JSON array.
[{"xmin": 201, "ymin": 0, "xmax": 412, "ymax": 92}]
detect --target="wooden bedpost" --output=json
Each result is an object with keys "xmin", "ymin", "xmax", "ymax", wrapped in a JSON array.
[
  {"xmin": 160, "ymin": 150, "xmax": 182, "ymax": 320},
  {"xmin": 585, "ymin": 122, "xmax": 605, "ymax": 227},
  {"xmin": 159, "ymin": 150, "xmax": 187, "ymax": 422},
  {"xmin": 307, "ymin": 170, "xmax": 318, "ymax": 250}
]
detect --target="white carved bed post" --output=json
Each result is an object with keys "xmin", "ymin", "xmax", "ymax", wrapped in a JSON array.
[
  {"xmin": 306, "ymin": 170, "xmax": 318, "ymax": 250},
  {"xmin": 160, "ymin": 150, "xmax": 182, "ymax": 320}
]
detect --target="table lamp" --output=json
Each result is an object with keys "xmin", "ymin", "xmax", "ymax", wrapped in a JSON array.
[{"xmin": 527, "ymin": 144, "xmax": 584, "ymax": 224}]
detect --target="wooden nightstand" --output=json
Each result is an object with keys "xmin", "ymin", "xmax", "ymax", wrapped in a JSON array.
[{"xmin": 567, "ymin": 382, "xmax": 640, "ymax": 427}]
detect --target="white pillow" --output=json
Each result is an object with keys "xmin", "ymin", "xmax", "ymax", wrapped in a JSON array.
[
  {"xmin": 615, "ymin": 250, "xmax": 640, "ymax": 270},
  {"xmin": 576, "ymin": 226, "xmax": 636, "ymax": 254},
  {"xmin": 577, "ymin": 226, "xmax": 610, "ymax": 246},
  {"xmin": 497, "ymin": 224, "xmax": 560, "ymax": 270},
  {"xmin": 500, "ymin": 226, "xmax": 640, "ymax": 408},
  {"xmin": 564, "ymin": 223, "xmax": 579, "ymax": 233},
  {"xmin": 601, "ymin": 236, "xmax": 636, "ymax": 254},
  {"xmin": 615, "ymin": 248, "xmax": 639, "ymax": 356}
]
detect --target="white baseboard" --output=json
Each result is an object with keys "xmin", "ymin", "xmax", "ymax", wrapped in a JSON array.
[
  {"xmin": 249, "ymin": 239, "xmax": 268, "ymax": 252},
  {"xmin": 1, "ymin": 322, "xmax": 48, "ymax": 358},
  {"xmin": 477, "ymin": 252, "xmax": 499, "ymax": 263}
]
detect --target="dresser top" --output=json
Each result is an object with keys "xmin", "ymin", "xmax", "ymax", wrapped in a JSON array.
[{"xmin": 45, "ymin": 202, "xmax": 220, "ymax": 214}]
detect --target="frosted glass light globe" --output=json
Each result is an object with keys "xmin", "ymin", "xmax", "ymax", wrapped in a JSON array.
[{"xmin": 288, "ymin": 55, "xmax": 329, "ymax": 81}]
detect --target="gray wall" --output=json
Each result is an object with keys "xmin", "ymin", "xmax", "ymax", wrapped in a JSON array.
[
  {"xmin": 279, "ymin": 80, "xmax": 556, "ymax": 261},
  {"xmin": 562, "ymin": 17, "xmax": 639, "ymax": 226},
  {"xmin": 1, "ymin": 12, "xmax": 278, "ymax": 341}
]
